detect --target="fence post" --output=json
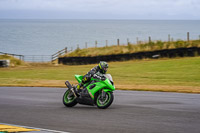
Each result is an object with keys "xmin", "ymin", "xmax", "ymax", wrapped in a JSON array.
[
  {"xmin": 95, "ymin": 41, "xmax": 97, "ymax": 48},
  {"xmin": 117, "ymin": 39, "xmax": 120, "ymax": 46},
  {"xmin": 136, "ymin": 37, "xmax": 139, "ymax": 44},
  {"xmin": 199, "ymin": 35, "xmax": 200, "ymax": 40},
  {"xmin": 187, "ymin": 32, "xmax": 190, "ymax": 42},
  {"xmin": 22, "ymin": 55, "xmax": 24, "ymax": 61},
  {"xmin": 59, "ymin": 50, "xmax": 61, "ymax": 56},
  {"xmin": 106, "ymin": 40, "xmax": 108, "ymax": 47},
  {"xmin": 85, "ymin": 42, "xmax": 87, "ymax": 49},
  {"xmin": 65, "ymin": 47, "xmax": 67, "ymax": 53},
  {"xmin": 127, "ymin": 38, "xmax": 129, "ymax": 45},
  {"xmin": 51, "ymin": 55, "xmax": 53, "ymax": 62},
  {"xmin": 168, "ymin": 34, "xmax": 170, "ymax": 42},
  {"xmin": 77, "ymin": 44, "xmax": 79, "ymax": 49},
  {"xmin": 149, "ymin": 36, "xmax": 151, "ymax": 43}
]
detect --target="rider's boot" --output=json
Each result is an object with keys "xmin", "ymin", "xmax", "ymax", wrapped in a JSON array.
[
  {"xmin": 75, "ymin": 83, "xmax": 83, "ymax": 94},
  {"xmin": 68, "ymin": 84, "xmax": 82, "ymax": 98}
]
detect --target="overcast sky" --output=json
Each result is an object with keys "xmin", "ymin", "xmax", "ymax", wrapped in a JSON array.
[{"xmin": 0, "ymin": 0, "xmax": 200, "ymax": 19}]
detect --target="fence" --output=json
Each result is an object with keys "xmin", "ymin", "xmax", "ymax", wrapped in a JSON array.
[
  {"xmin": 51, "ymin": 47, "xmax": 68, "ymax": 62},
  {"xmin": 0, "ymin": 52, "xmax": 52, "ymax": 62},
  {"xmin": 58, "ymin": 47, "xmax": 200, "ymax": 65},
  {"xmin": 23, "ymin": 55, "xmax": 52, "ymax": 62},
  {"xmin": 0, "ymin": 52, "xmax": 24, "ymax": 60},
  {"xmin": 71, "ymin": 32, "xmax": 200, "ymax": 50}
]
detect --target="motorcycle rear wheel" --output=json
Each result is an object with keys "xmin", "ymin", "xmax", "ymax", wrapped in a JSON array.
[
  {"xmin": 63, "ymin": 89, "xmax": 77, "ymax": 107},
  {"xmin": 96, "ymin": 91, "xmax": 114, "ymax": 109}
]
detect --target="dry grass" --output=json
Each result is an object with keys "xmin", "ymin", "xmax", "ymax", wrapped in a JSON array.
[
  {"xmin": 1, "ymin": 79, "xmax": 199, "ymax": 93},
  {"xmin": 64, "ymin": 40, "xmax": 200, "ymax": 57},
  {"xmin": 0, "ymin": 54, "xmax": 25, "ymax": 66},
  {"xmin": 116, "ymin": 84, "xmax": 200, "ymax": 93}
]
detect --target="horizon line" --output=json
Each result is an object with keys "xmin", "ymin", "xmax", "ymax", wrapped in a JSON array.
[{"xmin": 0, "ymin": 18, "xmax": 200, "ymax": 21}]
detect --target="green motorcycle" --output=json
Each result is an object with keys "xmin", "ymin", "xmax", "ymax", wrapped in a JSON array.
[{"xmin": 63, "ymin": 74, "xmax": 115, "ymax": 109}]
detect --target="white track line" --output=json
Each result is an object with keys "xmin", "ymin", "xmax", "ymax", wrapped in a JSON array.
[{"xmin": 0, "ymin": 123, "xmax": 70, "ymax": 133}]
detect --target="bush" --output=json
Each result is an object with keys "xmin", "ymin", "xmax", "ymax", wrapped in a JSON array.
[
  {"xmin": 147, "ymin": 42, "xmax": 155, "ymax": 50},
  {"xmin": 156, "ymin": 40, "xmax": 164, "ymax": 49},
  {"xmin": 174, "ymin": 40, "xmax": 185, "ymax": 48},
  {"xmin": 127, "ymin": 43, "xmax": 133, "ymax": 52},
  {"xmin": 191, "ymin": 41, "xmax": 199, "ymax": 47},
  {"xmin": 139, "ymin": 44, "xmax": 146, "ymax": 51},
  {"xmin": 165, "ymin": 42, "xmax": 171, "ymax": 49}
]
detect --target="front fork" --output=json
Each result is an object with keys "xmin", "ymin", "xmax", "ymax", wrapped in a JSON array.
[
  {"xmin": 100, "ymin": 89, "xmax": 106, "ymax": 100},
  {"xmin": 65, "ymin": 81, "xmax": 77, "ymax": 98},
  {"xmin": 70, "ymin": 87, "xmax": 77, "ymax": 98}
]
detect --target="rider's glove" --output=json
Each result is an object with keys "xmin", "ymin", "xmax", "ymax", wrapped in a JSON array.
[
  {"xmin": 82, "ymin": 74, "xmax": 91, "ymax": 83},
  {"xmin": 93, "ymin": 74, "xmax": 105, "ymax": 81},
  {"xmin": 100, "ymin": 76, "xmax": 106, "ymax": 81}
]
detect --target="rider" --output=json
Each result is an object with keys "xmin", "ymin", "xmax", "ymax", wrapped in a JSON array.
[{"xmin": 76, "ymin": 61, "xmax": 109, "ymax": 92}]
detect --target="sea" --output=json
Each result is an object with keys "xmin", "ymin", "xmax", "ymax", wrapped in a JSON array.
[{"xmin": 0, "ymin": 19, "xmax": 200, "ymax": 61}]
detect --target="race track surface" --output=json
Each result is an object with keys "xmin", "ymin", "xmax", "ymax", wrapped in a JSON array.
[{"xmin": 0, "ymin": 87, "xmax": 200, "ymax": 133}]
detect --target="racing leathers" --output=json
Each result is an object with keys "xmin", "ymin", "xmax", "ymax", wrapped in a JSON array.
[{"xmin": 76, "ymin": 65, "xmax": 105, "ymax": 91}]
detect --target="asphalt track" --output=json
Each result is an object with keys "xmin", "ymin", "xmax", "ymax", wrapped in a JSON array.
[{"xmin": 0, "ymin": 87, "xmax": 200, "ymax": 133}]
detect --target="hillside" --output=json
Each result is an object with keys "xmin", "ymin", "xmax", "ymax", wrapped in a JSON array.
[
  {"xmin": 0, "ymin": 54, "xmax": 25, "ymax": 66},
  {"xmin": 64, "ymin": 40, "xmax": 200, "ymax": 57}
]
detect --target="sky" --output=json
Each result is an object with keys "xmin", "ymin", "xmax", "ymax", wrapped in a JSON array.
[{"xmin": 0, "ymin": 0, "xmax": 200, "ymax": 19}]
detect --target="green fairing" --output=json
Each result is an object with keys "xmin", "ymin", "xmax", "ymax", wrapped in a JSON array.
[
  {"xmin": 75, "ymin": 75, "xmax": 83, "ymax": 83},
  {"xmin": 74, "ymin": 75, "xmax": 115, "ymax": 99}
]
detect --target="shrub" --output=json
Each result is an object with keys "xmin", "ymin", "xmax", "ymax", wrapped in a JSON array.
[
  {"xmin": 147, "ymin": 42, "xmax": 155, "ymax": 51},
  {"xmin": 156, "ymin": 40, "xmax": 164, "ymax": 50},
  {"xmin": 127, "ymin": 43, "xmax": 133, "ymax": 52},
  {"xmin": 191, "ymin": 41, "xmax": 199, "ymax": 47},
  {"xmin": 174, "ymin": 40, "xmax": 185, "ymax": 48},
  {"xmin": 165, "ymin": 42, "xmax": 171, "ymax": 49}
]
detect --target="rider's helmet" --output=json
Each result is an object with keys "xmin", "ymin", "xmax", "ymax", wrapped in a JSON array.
[{"xmin": 99, "ymin": 61, "xmax": 109, "ymax": 74}]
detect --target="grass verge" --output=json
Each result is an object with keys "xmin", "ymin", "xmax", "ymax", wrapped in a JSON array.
[{"xmin": 0, "ymin": 57, "xmax": 200, "ymax": 93}]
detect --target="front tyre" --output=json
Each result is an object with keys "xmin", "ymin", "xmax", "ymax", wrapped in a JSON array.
[
  {"xmin": 63, "ymin": 89, "xmax": 77, "ymax": 107},
  {"xmin": 96, "ymin": 91, "xmax": 114, "ymax": 109}
]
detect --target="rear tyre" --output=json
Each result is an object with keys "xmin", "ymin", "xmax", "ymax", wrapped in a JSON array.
[
  {"xmin": 63, "ymin": 89, "xmax": 77, "ymax": 107},
  {"xmin": 96, "ymin": 91, "xmax": 114, "ymax": 109}
]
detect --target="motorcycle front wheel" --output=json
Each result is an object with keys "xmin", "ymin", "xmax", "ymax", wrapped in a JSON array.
[
  {"xmin": 63, "ymin": 89, "xmax": 77, "ymax": 107},
  {"xmin": 96, "ymin": 91, "xmax": 114, "ymax": 109}
]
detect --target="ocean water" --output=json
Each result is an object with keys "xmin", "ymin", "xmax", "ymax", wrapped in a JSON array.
[{"xmin": 0, "ymin": 19, "xmax": 200, "ymax": 56}]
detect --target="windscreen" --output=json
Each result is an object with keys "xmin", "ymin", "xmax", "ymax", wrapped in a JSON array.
[{"xmin": 104, "ymin": 74, "xmax": 113, "ymax": 82}]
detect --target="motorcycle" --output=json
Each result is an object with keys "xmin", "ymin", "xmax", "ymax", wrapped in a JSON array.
[{"xmin": 63, "ymin": 74, "xmax": 115, "ymax": 109}]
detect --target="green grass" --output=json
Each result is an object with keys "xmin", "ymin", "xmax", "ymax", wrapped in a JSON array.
[{"xmin": 0, "ymin": 57, "xmax": 200, "ymax": 93}]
